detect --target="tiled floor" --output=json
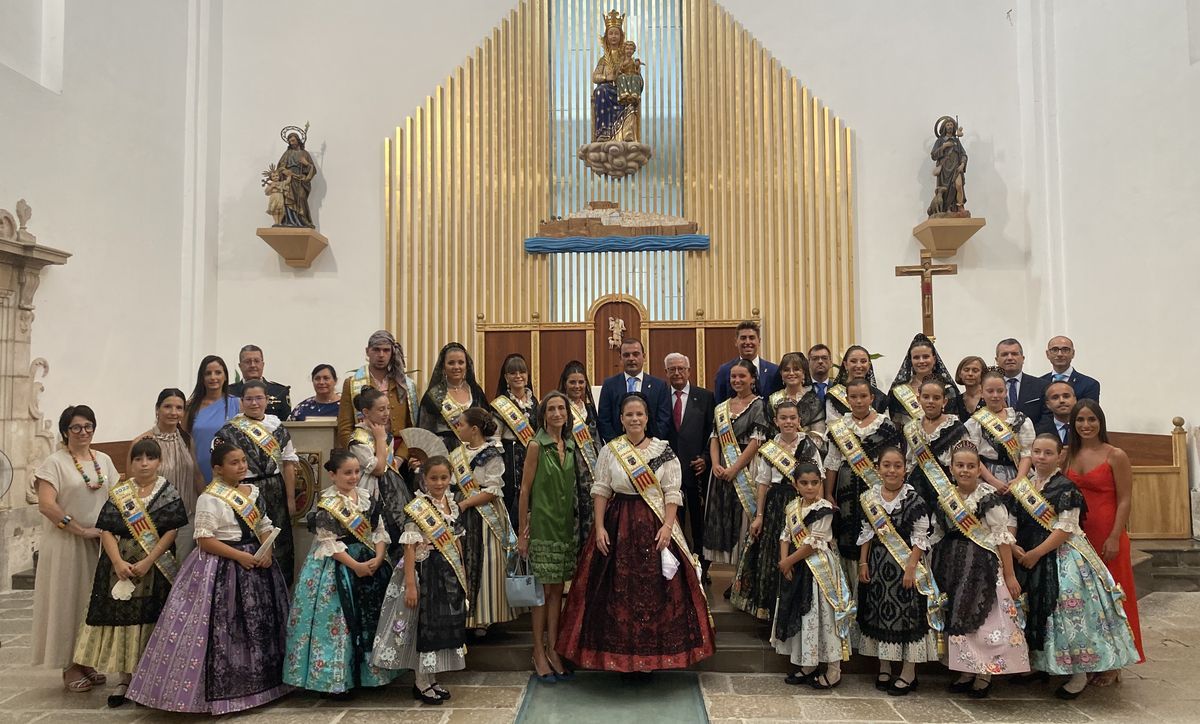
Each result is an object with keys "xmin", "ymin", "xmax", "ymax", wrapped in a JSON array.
[{"xmin": 0, "ymin": 590, "xmax": 1195, "ymax": 723}]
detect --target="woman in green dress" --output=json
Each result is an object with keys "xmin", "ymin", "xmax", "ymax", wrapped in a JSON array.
[{"xmin": 517, "ymin": 391, "xmax": 579, "ymax": 682}]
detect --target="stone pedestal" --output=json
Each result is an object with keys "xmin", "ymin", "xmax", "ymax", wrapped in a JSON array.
[
  {"xmin": 0, "ymin": 200, "xmax": 70, "ymax": 591},
  {"xmin": 256, "ymin": 227, "xmax": 329, "ymax": 268},
  {"xmin": 911, "ymin": 216, "xmax": 987, "ymax": 258}
]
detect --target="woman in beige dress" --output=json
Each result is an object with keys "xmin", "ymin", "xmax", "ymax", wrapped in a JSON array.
[
  {"xmin": 130, "ymin": 388, "xmax": 202, "ymax": 558},
  {"xmin": 32, "ymin": 405, "xmax": 119, "ymax": 692}
]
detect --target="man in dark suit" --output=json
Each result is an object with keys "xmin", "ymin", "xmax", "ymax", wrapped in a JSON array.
[
  {"xmin": 1041, "ymin": 335, "xmax": 1101, "ymax": 403},
  {"xmin": 713, "ymin": 320, "xmax": 781, "ymax": 403},
  {"xmin": 995, "ymin": 338, "xmax": 1048, "ymax": 426},
  {"xmin": 229, "ymin": 344, "xmax": 292, "ymax": 420},
  {"xmin": 1036, "ymin": 381, "xmax": 1077, "ymax": 445},
  {"xmin": 597, "ymin": 338, "xmax": 673, "ymax": 442},
  {"xmin": 664, "ymin": 352, "xmax": 716, "ymax": 578}
]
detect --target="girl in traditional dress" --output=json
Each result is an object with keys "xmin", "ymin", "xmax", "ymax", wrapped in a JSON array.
[
  {"xmin": 823, "ymin": 378, "xmax": 903, "ymax": 588},
  {"xmin": 285, "ymin": 450, "xmax": 396, "ymax": 698},
  {"xmin": 372, "ymin": 456, "xmax": 468, "ymax": 705},
  {"xmin": 493, "ymin": 353, "xmax": 539, "ymax": 529},
  {"xmin": 559, "ymin": 360, "xmax": 601, "ymax": 557},
  {"xmin": 949, "ymin": 356, "xmax": 987, "ymax": 421},
  {"xmin": 856, "ymin": 447, "xmax": 941, "ymax": 696},
  {"xmin": 703, "ymin": 360, "xmax": 768, "ymax": 574},
  {"xmin": 934, "ymin": 440, "xmax": 1029, "ymax": 698},
  {"xmin": 1065, "ymin": 400, "xmax": 1145, "ymax": 681},
  {"xmin": 888, "ymin": 333, "xmax": 960, "ymax": 430},
  {"xmin": 767, "ymin": 352, "xmax": 826, "ymax": 442},
  {"xmin": 903, "ymin": 380, "xmax": 969, "ymax": 510},
  {"xmin": 964, "ymin": 369, "xmax": 1035, "ymax": 492},
  {"xmin": 771, "ymin": 462, "xmax": 852, "ymax": 689},
  {"xmin": 32, "ymin": 405, "xmax": 120, "ymax": 693},
  {"xmin": 731, "ymin": 401, "xmax": 821, "ymax": 620},
  {"xmin": 348, "ymin": 388, "xmax": 413, "ymax": 560},
  {"xmin": 557, "ymin": 393, "xmax": 715, "ymax": 671},
  {"xmin": 74, "ymin": 438, "xmax": 188, "ymax": 707},
  {"xmin": 127, "ymin": 443, "xmax": 291, "ymax": 714},
  {"xmin": 1013, "ymin": 434, "xmax": 1140, "ymax": 699},
  {"xmin": 827, "ymin": 346, "xmax": 888, "ymax": 421},
  {"xmin": 518, "ymin": 392, "xmax": 579, "ymax": 681},
  {"xmin": 419, "ymin": 342, "xmax": 488, "ymax": 451},
  {"xmin": 453, "ymin": 407, "xmax": 517, "ymax": 634}
]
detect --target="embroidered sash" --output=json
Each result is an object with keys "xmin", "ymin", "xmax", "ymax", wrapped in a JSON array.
[
  {"xmin": 571, "ymin": 412, "xmax": 599, "ymax": 478},
  {"xmin": 351, "ymin": 426, "xmax": 397, "ymax": 471},
  {"xmin": 859, "ymin": 488, "xmax": 947, "ymax": 643},
  {"xmin": 785, "ymin": 498, "xmax": 855, "ymax": 658},
  {"xmin": 923, "ymin": 459, "xmax": 998, "ymax": 556},
  {"xmin": 109, "ymin": 481, "xmax": 179, "ymax": 583},
  {"xmin": 448, "ymin": 445, "xmax": 514, "ymax": 548},
  {"xmin": 1010, "ymin": 476, "xmax": 1129, "ymax": 608},
  {"xmin": 491, "ymin": 395, "xmax": 535, "ymax": 446},
  {"xmin": 403, "ymin": 496, "xmax": 470, "ymax": 598},
  {"xmin": 439, "ymin": 394, "xmax": 470, "ymax": 441},
  {"xmin": 715, "ymin": 400, "xmax": 758, "ymax": 517},
  {"xmin": 827, "ymin": 383, "xmax": 849, "ymax": 410},
  {"xmin": 757, "ymin": 439, "xmax": 798, "ymax": 482},
  {"xmin": 972, "ymin": 408, "xmax": 1022, "ymax": 465},
  {"xmin": 205, "ymin": 480, "xmax": 270, "ymax": 544},
  {"xmin": 892, "ymin": 383, "xmax": 923, "ymax": 421},
  {"xmin": 317, "ymin": 492, "xmax": 375, "ymax": 548},
  {"xmin": 230, "ymin": 414, "xmax": 281, "ymax": 467},
  {"xmin": 828, "ymin": 417, "xmax": 885, "ymax": 488}
]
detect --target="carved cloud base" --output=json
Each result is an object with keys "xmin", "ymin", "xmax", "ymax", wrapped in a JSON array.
[{"xmin": 577, "ymin": 141, "xmax": 653, "ymax": 179}]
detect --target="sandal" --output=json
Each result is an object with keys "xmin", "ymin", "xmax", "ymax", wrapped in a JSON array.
[
  {"xmin": 63, "ymin": 673, "xmax": 92, "ymax": 693},
  {"xmin": 888, "ymin": 677, "xmax": 918, "ymax": 697},
  {"xmin": 874, "ymin": 672, "xmax": 894, "ymax": 691},
  {"xmin": 811, "ymin": 672, "xmax": 841, "ymax": 690},
  {"xmin": 785, "ymin": 669, "xmax": 817, "ymax": 686},
  {"xmin": 82, "ymin": 669, "xmax": 107, "ymax": 686},
  {"xmin": 430, "ymin": 682, "xmax": 451, "ymax": 700},
  {"xmin": 412, "ymin": 684, "xmax": 444, "ymax": 705}
]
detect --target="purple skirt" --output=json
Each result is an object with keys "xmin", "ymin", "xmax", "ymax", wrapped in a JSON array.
[{"xmin": 127, "ymin": 542, "xmax": 293, "ymax": 714}]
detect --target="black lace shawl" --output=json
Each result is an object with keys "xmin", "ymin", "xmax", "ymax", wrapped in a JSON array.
[{"xmin": 933, "ymin": 490, "xmax": 1005, "ymax": 635}]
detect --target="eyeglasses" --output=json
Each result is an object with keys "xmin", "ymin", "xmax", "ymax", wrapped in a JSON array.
[
  {"xmin": 665, "ymin": 366, "xmax": 689, "ymax": 373},
  {"xmin": 243, "ymin": 396, "xmax": 268, "ymax": 403},
  {"xmin": 68, "ymin": 424, "xmax": 96, "ymax": 434},
  {"xmin": 1048, "ymin": 347, "xmax": 1073, "ymax": 354}
]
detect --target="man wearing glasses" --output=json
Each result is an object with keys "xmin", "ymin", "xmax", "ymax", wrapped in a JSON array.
[{"xmin": 1041, "ymin": 336, "xmax": 1100, "ymax": 403}]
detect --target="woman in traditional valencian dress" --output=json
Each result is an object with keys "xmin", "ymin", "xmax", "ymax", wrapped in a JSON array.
[
  {"xmin": 887, "ymin": 333, "xmax": 960, "ymax": 430},
  {"xmin": 131, "ymin": 388, "xmax": 202, "ymax": 559},
  {"xmin": 1065, "ymin": 400, "xmax": 1145, "ymax": 682},
  {"xmin": 771, "ymin": 462, "xmax": 853, "ymax": 689},
  {"xmin": 949, "ymin": 355, "xmax": 987, "ymax": 421},
  {"xmin": 1013, "ymin": 434, "xmax": 1140, "ymax": 699},
  {"xmin": 703, "ymin": 360, "xmax": 769, "ymax": 572},
  {"xmin": 933, "ymin": 441, "xmax": 1029, "ymax": 699},
  {"xmin": 453, "ymin": 407, "xmax": 517, "ymax": 635},
  {"xmin": 731, "ymin": 401, "xmax": 821, "ymax": 620},
  {"xmin": 826, "ymin": 346, "xmax": 889, "ymax": 422},
  {"xmin": 372, "ymin": 456, "xmax": 468, "ymax": 705},
  {"xmin": 74, "ymin": 438, "xmax": 187, "ymax": 707},
  {"xmin": 128, "ymin": 443, "xmax": 291, "ymax": 714},
  {"xmin": 559, "ymin": 360, "xmax": 601, "ymax": 556},
  {"xmin": 856, "ymin": 448, "xmax": 941, "ymax": 696},
  {"xmin": 902, "ymin": 380, "xmax": 969, "ymax": 511},
  {"xmin": 493, "ymin": 353, "xmax": 539, "ymax": 529},
  {"xmin": 518, "ymin": 392, "xmax": 580, "ymax": 681},
  {"xmin": 420, "ymin": 342, "xmax": 489, "ymax": 452},
  {"xmin": 823, "ymin": 378, "xmax": 903, "ymax": 588},
  {"xmin": 767, "ymin": 352, "xmax": 826, "ymax": 441},
  {"xmin": 284, "ymin": 450, "xmax": 396, "ymax": 698},
  {"xmin": 557, "ymin": 393, "xmax": 715, "ymax": 672},
  {"xmin": 32, "ymin": 405, "xmax": 119, "ymax": 693},
  {"xmin": 348, "ymin": 387, "xmax": 413, "ymax": 560},
  {"xmin": 964, "ymin": 369, "xmax": 1035, "ymax": 492}
]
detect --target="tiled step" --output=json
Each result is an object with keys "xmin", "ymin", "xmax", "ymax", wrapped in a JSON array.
[
  {"xmin": 10, "ymin": 569, "xmax": 34, "ymax": 591},
  {"xmin": 1147, "ymin": 566, "xmax": 1200, "ymax": 593}
]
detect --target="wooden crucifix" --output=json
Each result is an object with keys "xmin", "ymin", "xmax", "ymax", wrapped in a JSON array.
[{"xmin": 895, "ymin": 250, "xmax": 957, "ymax": 341}]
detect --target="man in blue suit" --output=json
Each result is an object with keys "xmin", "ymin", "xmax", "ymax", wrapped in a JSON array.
[
  {"xmin": 712, "ymin": 320, "xmax": 781, "ymax": 404},
  {"xmin": 995, "ymin": 338, "xmax": 1048, "ymax": 426},
  {"xmin": 1041, "ymin": 335, "xmax": 1101, "ymax": 403},
  {"xmin": 597, "ymin": 338, "xmax": 673, "ymax": 442}
]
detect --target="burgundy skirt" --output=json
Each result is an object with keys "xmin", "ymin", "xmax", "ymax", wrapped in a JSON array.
[{"xmin": 556, "ymin": 494, "xmax": 715, "ymax": 672}]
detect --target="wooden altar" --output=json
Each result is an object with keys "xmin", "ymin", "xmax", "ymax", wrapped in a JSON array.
[{"xmin": 475, "ymin": 294, "xmax": 752, "ymax": 393}]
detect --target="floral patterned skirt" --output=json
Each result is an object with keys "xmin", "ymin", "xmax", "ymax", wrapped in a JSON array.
[
  {"xmin": 946, "ymin": 572, "xmax": 1030, "ymax": 675},
  {"xmin": 371, "ymin": 552, "xmax": 467, "ymax": 674},
  {"xmin": 284, "ymin": 542, "xmax": 398, "ymax": 692}
]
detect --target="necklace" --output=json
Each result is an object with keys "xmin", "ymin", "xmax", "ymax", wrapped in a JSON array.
[{"xmin": 71, "ymin": 450, "xmax": 106, "ymax": 490}]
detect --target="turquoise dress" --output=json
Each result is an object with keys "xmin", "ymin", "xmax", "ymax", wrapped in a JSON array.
[{"xmin": 284, "ymin": 487, "xmax": 398, "ymax": 693}]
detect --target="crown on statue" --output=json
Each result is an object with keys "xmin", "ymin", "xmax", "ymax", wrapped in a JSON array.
[{"xmin": 603, "ymin": 10, "xmax": 626, "ymax": 30}]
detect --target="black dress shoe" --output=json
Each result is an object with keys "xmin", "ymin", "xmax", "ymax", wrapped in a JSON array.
[
  {"xmin": 811, "ymin": 673, "xmax": 842, "ymax": 690},
  {"xmin": 723, "ymin": 586, "xmax": 732, "ymax": 599},
  {"xmin": 968, "ymin": 679, "xmax": 993, "ymax": 699},
  {"xmin": 887, "ymin": 677, "xmax": 917, "ymax": 697},
  {"xmin": 948, "ymin": 677, "xmax": 975, "ymax": 694},
  {"xmin": 785, "ymin": 669, "xmax": 817, "ymax": 686},
  {"xmin": 413, "ymin": 685, "xmax": 444, "ymax": 705},
  {"xmin": 874, "ymin": 673, "xmax": 894, "ymax": 691},
  {"xmin": 1055, "ymin": 683, "xmax": 1085, "ymax": 700}
]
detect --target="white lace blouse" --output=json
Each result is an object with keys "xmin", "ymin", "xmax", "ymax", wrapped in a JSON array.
[
  {"xmin": 311, "ymin": 486, "xmax": 391, "ymax": 559},
  {"xmin": 856, "ymin": 484, "xmax": 933, "ymax": 551},
  {"xmin": 591, "ymin": 438, "xmax": 683, "ymax": 507},
  {"xmin": 963, "ymin": 408, "xmax": 1035, "ymax": 462},
  {"xmin": 778, "ymin": 498, "xmax": 834, "ymax": 550},
  {"xmin": 822, "ymin": 412, "xmax": 889, "ymax": 474},
  {"xmin": 463, "ymin": 441, "xmax": 505, "ymax": 498},
  {"xmin": 193, "ymin": 483, "xmax": 274, "ymax": 541},
  {"xmin": 903, "ymin": 415, "xmax": 962, "ymax": 471},
  {"xmin": 1030, "ymin": 471, "xmax": 1083, "ymax": 534},
  {"xmin": 754, "ymin": 434, "xmax": 822, "ymax": 487}
]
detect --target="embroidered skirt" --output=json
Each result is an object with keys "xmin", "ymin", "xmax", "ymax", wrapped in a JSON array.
[
  {"xmin": 731, "ymin": 483, "xmax": 795, "ymax": 620},
  {"xmin": 462, "ymin": 506, "xmax": 518, "ymax": 629},
  {"xmin": 770, "ymin": 549, "xmax": 846, "ymax": 667},
  {"xmin": 946, "ymin": 572, "xmax": 1030, "ymax": 675},
  {"xmin": 557, "ymin": 494, "xmax": 715, "ymax": 672},
  {"xmin": 371, "ymin": 552, "xmax": 467, "ymax": 674},
  {"xmin": 702, "ymin": 471, "xmax": 751, "ymax": 565}
]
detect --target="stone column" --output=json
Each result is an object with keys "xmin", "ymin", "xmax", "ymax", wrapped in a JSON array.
[{"xmin": 0, "ymin": 200, "xmax": 70, "ymax": 591}]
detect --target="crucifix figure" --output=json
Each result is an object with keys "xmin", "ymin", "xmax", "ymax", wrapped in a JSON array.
[{"xmin": 895, "ymin": 250, "xmax": 957, "ymax": 341}]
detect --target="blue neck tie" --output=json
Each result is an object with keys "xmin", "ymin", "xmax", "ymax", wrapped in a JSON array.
[
  {"xmin": 1007, "ymin": 377, "xmax": 1018, "ymax": 408},
  {"xmin": 815, "ymin": 382, "xmax": 827, "ymax": 403},
  {"xmin": 1060, "ymin": 423, "xmax": 1069, "ymax": 444},
  {"xmin": 626, "ymin": 375, "xmax": 637, "ymax": 394},
  {"xmin": 1054, "ymin": 373, "xmax": 1068, "ymax": 383}
]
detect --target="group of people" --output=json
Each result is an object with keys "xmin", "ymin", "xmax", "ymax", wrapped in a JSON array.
[{"xmin": 27, "ymin": 324, "xmax": 1142, "ymax": 714}]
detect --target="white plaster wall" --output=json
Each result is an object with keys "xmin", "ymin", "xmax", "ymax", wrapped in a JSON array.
[{"xmin": 0, "ymin": 0, "xmax": 190, "ymax": 440}]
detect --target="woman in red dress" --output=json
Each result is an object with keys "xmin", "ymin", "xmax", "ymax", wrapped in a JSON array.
[{"xmin": 1065, "ymin": 399, "xmax": 1145, "ymax": 685}]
